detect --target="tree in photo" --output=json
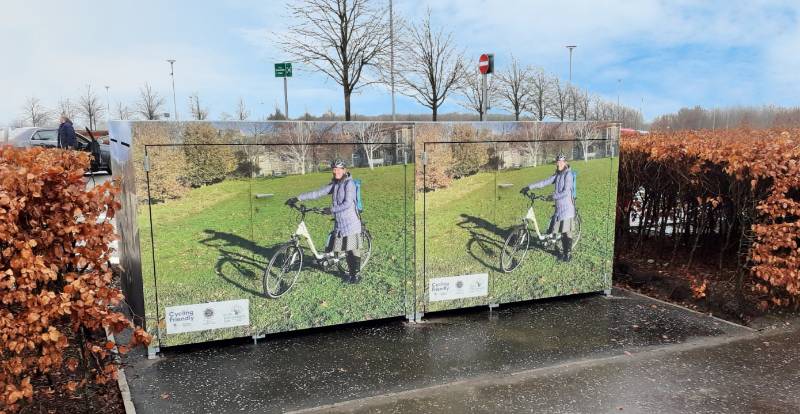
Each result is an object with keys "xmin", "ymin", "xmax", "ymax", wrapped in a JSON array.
[
  {"xmin": 447, "ymin": 124, "xmax": 489, "ymax": 178},
  {"xmin": 396, "ymin": 10, "xmax": 466, "ymax": 121},
  {"xmin": 414, "ymin": 124, "xmax": 453, "ymax": 190},
  {"xmin": 182, "ymin": 123, "xmax": 237, "ymax": 187},
  {"xmin": 519, "ymin": 122, "xmax": 545, "ymax": 167},
  {"xmin": 343, "ymin": 122, "xmax": 386, "ymax": 169},
  {"xmin": 496, "ymin": 55, "xmax": 532, "ymax": 121},
  {"xmin": 277, "ymin": 122, "xmax": 315, "ymax": 175},
  {"xmin": 20, "ymin": 97, "xmax": 50, "ymax": 127},
  {"xmin": 78, "ymin": 83, "xmax": 105, "ymax": 130},
  {"xmin": 571, "ymin": 122, "xmax": 600, "ymax": 162},
  {"xmin": 276, "ymin": 0, "xmax": 390, "ymax": 121},
  {"xmin": 136, "ymin": 83, "xmax": 165, "ymax": 120},
  {"xmin": 132, "ymin": 123, "xmax": 189, "ymax": 202}
]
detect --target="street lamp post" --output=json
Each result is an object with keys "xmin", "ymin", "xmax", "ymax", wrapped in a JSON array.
[
  {"xmin": 565, "ymin": 45, "xmax": 577, "ymax": 84},
  {"xmin": 104, "ymin": 85, "xmax": 110, "ymax": 123},
  {"xmin": 389, "ymin": 0, "xmax": 396, "ymax": 122},
  {"xmin": 167, "ymin": 59, "xmax": 178, "ymax": 121}
]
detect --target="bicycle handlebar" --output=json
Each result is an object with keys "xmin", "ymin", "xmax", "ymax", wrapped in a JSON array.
[
  {"xmin": 289, "ymin": 203, "xmax": 327, "ymax": 215},
  {"xmin": 522, "ymin": 192, "xmax": 551, "ymax": 202}
]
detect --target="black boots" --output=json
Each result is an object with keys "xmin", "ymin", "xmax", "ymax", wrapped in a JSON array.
[
  {"xmin": 561, "ymin": 237, "xmax": 573, "ymax": 262},
  {"xmin": 345, "ymin": 254, "xmax": 361, "ymax": 284}
]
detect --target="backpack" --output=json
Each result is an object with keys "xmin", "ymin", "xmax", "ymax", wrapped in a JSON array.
[
  {"xmin": 352, "ymin": 178, "xmax": 364, "ymax": 212},
  {"xmin": 570, "ymin": 169, "xmax": 577, "ymax": 200}
]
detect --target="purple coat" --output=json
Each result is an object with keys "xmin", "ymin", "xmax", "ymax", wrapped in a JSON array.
[
  {"xmin": 526, "ymin": 167, "xmax": 575, "ymax": 221},
  {"xmin": 298, "ymin": 173, "xmax": 362, "ymax": 237}
]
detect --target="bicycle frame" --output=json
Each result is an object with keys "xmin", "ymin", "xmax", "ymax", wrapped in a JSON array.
[
  {"xmin": 290, "ymin": 207, "xmax": 344, "ymax": 265},
  {"xmin": 521, "ymin": 198, "xmax": 559, "ymax": 243},
  {"xmin": 293, "ymin": 220, "xmax": 326, "ymax": 260}
]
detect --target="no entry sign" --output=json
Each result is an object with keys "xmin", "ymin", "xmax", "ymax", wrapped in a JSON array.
[{"xmin": 478, "ymin": 53, "xmax": 494, "ymax": 74}]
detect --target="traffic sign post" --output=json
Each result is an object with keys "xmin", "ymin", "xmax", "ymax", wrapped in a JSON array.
[
  {"xmin": 275, "ymin": 62, "xmax": 293, "ymax": 118},
  {"xmin": 478, "ymin": 54, "xmax": 494, "ymax": 120}
]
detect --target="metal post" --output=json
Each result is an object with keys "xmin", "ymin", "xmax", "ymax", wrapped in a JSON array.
[
  {"xmin": 283, "ymin": 75, "xmax": 289, "ymax": 119},
  {"xmin": 481, "ymin": 74, "xmax": 487, "ymax": 121},
  {"xmin": 390, "ymin": 0, "xmax": 396, "ymax": 122},
  {"xmin": 105, "ymin": 85, "xmax": 110, "ymax": 123},
  {"xmin": 167, "ymin": 59, "xmax": 178, "ymax": 121}
]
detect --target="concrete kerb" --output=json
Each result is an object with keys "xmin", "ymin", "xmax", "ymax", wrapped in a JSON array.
[
  {"xmin": 117, "ymin": 367, "xmax": 136, "ymax": 414},
  {"xmin": 105, "ymin": 330, "xmax": 137, "ymax": 414}
]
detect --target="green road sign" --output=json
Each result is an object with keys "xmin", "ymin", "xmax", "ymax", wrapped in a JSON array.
[{"xmin": 275, "ymin": 62, "xmax": 293, "ymax": 77}]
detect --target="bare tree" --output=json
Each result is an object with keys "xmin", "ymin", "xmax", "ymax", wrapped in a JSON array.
[
  {"xmin": 518, "ymin": 122, "xmax": 544, "ymax": 167},
  {"xmin": 573, "ymin": 89, "xmax": 591, "ymax": 121},
  {"xmin": 496, "ymin": 56, "xmax": 532, "ymax": 121},
  {"xmin": 115, "ymin": 102, "xmax": 132, "ymax": 120},
  {"xmin": 568, "ymin": 84, "xmax": 585, "ymax": 121},
  {"xmin": 188, "ymin": 93, "xmax": 209, "ymax": 120},
  {"xmin": 343, "ymin": 122, "xmax": 385, "ymax": 169},
  {"xmin": 236, "ymin": 97, "xmax": 250, "ymax": 121},
  {"xmin": 548, "ymin": 77, "xmax": 569, "ymax": 121},
  {"xmin": 77, "ymin": 84, "xmax": 105, "ymax": 130},
  {"xmin": 136, "ymin": 83, "xmax": 165, "ymax": 120},
  {"xmin": 279, "ymin": 123, "xmax": 314, "ymax": 175},
  {"xmin": 571, "ymin": 122, "xmax": 600, "ymax": 162},
  {"xmin": 458, "ymin": 72, "xmax": 497, "ymax": 121},
  {"xmin": 591, "ymin": 99, "xmax": 614, "ymax": 122},
  {"xmin": 396, "ymin": 10, "xmax": 466, "ymax": 121},
  {"xmin": 527, "ymin": 68, "xmax": 551, "ymax": 121},
  {"xmin": 276, "ymin": 0, "xmax": 390, "ymax": 121},
  {"xmin": 21, "ymin": 97, "xmax": 51, "ymax": 127},
  {"xmin": 57, "ymin": 97, "xmax": 77, "ymax": 120}
]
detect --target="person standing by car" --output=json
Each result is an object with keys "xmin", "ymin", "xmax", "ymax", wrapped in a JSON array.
[
  {"xmin": 285, "ymin": 159, "xmax": 364, "ymax": 284},
  {"xmin": 57, "ymin": 116, "xmax": 77, "ymax": 149},
  {"xmin": 521, "ymin": 154, "xmax": 576, "ymax": 262}
]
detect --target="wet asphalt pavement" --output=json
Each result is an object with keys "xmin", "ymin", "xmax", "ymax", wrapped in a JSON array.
[{"xmin": 122, "ymin": 289, "xmax": 799, "ymax": 413}]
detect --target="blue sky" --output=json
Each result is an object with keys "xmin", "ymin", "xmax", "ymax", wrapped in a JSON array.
[{"xmin": 2, "ymin": 0, "xmax": 799, "ymax": 126}]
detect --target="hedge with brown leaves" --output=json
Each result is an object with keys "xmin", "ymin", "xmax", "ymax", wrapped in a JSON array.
[
  {"xmin": 1, "ymin": 146, "xmax": 149, "ymax": 412},
  {"xmin": 618, "ymin": 128, "xmax": 799, "ymax": 308}
]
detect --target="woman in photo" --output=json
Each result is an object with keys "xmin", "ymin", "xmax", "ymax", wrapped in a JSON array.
[
  {"xmin": 286, "ymin": 159, "xmax": 364, "ymax": 283},
  {"xmin": 521, "ymin": 154, "xmax": 576, "ymax": 262}
]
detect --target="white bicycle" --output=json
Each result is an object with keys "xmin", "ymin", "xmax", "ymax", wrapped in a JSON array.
[
  {"xmin": 500, "ymin": 192, "xmax": 582, "ymax": 272},
  {"xmin": 263, "ymin": 204, "xmax": 373, "ymax": 298}
]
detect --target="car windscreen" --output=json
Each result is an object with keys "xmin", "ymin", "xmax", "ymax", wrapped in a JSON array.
[{"xmin": 32, "ymin": 130, "xmax": 58, "ymax": 141}]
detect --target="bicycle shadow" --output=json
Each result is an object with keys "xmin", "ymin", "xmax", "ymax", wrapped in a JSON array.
[
  {"xmin": 199, "ymin": 229, "xmax": 347, "ymax": 297},
  {"xmin": 456, "ymin": 214, "xmax": 506, "ymax": 272},
  {"xmin": 199, "ymin": 230, "xmax": 272, "ymax": 298}
]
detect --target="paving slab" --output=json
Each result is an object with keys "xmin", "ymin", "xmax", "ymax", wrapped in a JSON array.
[{"xmin": 124, "ymin": 289, "xmax": 750, "ymax": 413}]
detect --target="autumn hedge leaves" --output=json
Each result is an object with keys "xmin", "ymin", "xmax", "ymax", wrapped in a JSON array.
[
  {"xmin": 0, "ymin": 147, "xmax": 148, "ymax": 411},
  {"xmin": 618, "ymin": 128, "xmax": 800, "ymax": 308}
]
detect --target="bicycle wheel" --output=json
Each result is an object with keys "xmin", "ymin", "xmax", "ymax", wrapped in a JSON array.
[
  {"xmin": 571, "ymin": 211, "xmax": 582, "ymax": 250},
  {"xmin": 336, "ymin": 229, "xmax": 373, "ymax": 274},
  {"xmin": 500, "ymin": 225, "xmax": 530, "ymax": 273},
  {"xmin": 263, "ymin": 243, "xmax": 303, "ymax": 298}
]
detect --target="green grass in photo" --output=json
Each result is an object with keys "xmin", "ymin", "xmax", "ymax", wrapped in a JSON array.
[
  {"xmin": 139, "ymin": 160, "xmax": 413, "ymax": 346},
  {"xmin": 419, "ymin": 156, "xmax": 617, "ymax": 313}
]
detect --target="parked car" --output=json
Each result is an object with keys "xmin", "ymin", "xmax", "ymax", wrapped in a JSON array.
[{"xmin": 9, "ymin": 127, "xmax": 112, "ymax": 174}]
